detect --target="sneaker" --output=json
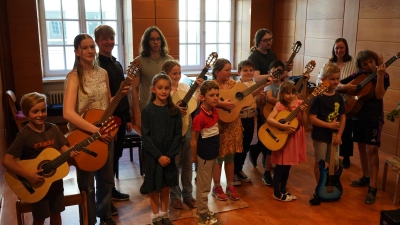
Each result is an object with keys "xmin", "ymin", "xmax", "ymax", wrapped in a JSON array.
[
  {"xmin": 112, "ymin": 187, "xmax": 130, "ymax": 201},
  {"xmin": 111, "ymin": 202, "xmax": 118, "ymax": 216},
  {"xmin": 226, "ymin": 186, "xmax": 240, "ymax": 201},
  {"xmin": 273, "ymin": 193, "xmax": 293, "ymax": 202},
  {"xmin": 198, "ymin": 213, "xmax": 222, "ymax": 225},
  {"xmin": 342, "ymin": 157, "xmax": 350, "ymax": 168},
  {"xmin": 195, "ymin": 210, "xmax": 219, "ymax": 219},
  {"xmin": 233, "ymin": 174, "xmax": 242, "ymax": 186},
  {"xmin": 183, "ymin": 197, "xmax": 197, "ymax": 208},
  {"xmin": 161, "ymin": 214, "xmax": 173, "ymax": 225},
  {"xmin": 262, "ymin": 171, "xmax": 273, "ymax": 186},
  {"xmin": 350, "ymin": 176, "xmax": 370, "ymax": 187},
  {"xmin": 364, "ymin": 186, "xmax": 377, "ymax": 204},
  {"xmin": 212, "ymin": 186, "xmax": 228, "ymax": 201},
  {"xmin": 151, "ymin": 216, "xmax": 163, "ymax": 225},
  {"xmin": 170, "ymin": 199, "xmax": 183, "ymax": 209},
  {"xmin": 100, "ymin": 217, "xmax": 116, "ymax": 225},
  {"xmin": 284, "ymin": 192, "xmax": 297, "ymax": 200},
  {"xmin": 309, "ymin": 193, "xmax": 321, "ymax": 206},
  {"xmin": 237, "ymin": 171, "xmax": 251, "ymax": 182}
]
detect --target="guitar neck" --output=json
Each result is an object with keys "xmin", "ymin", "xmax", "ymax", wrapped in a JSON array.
[
  {"xmin": 358, "ymin": 54, "xmax": 398, "ymax": 88},
  {"xmin": 181, "ymin": 67, "xmax": 208, "ymax": 104},
  {"xmin": 284, "ymin": 52, "xmax": 297, "ymax": 71},
  {"xmin": 329, "ymin": 132, "xmax": 338, "ymax": 175},
  {"xmin": 242, "ymin": 76, "xmax": 272, "ymax": 97},
  {"xmin": 284, "ymin": 91, "xmax": 315, "ymax": 122},
  {"xmin": 99, "ymin": 76, "xmax": 133, "ymax": 123},
  {"xmin": 42, "ymin": 132, "xmax": 102, "ymax": 172},
  {"xmin": 294, "ymin": 75, "xmax": 306, "ymax": 92}
]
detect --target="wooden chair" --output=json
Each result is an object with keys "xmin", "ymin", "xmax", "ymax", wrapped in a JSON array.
[
  {"xmin": 15, "ymin": 191, "xmax": 88, "ymax": 225},
  {"xmin": 122, "ymin": 129, "xmax": 144, "ymax": 177},
  {"xmin": 6, "ymin": 90, "xmax": 28, "ymax": 131},
  {"xmin": 382, "ymin": 157, "xmax": 400, "ymax": 204}
]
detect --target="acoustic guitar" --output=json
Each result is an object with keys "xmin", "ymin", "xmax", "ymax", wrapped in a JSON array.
[
  {"xmin": 217, "ymin": 69, "xmax": 283, "ymax": 123},
  {"xmin": 316, "ymin": 131, "xmax": 343, "ymax": 201},
  {"xmin": 172, "ymin": 52, "xmax": 218, "ymax": 136},
  {"xmin": 66, "ymin": 63, "xmax": 139, "ymax": 171},
  {"xmin": 284, "ymin": 41, "xmax": 302, "ymax": 71},
  {"xmin": 258, "ymin": 80, "xmax": 330, "ymax": 151},
  {"xmin": 5, "ymin": 117, "xmax": 119, "ymax": 203},
  {"xmin": 342, "ymin": 52, "xmax": 400, "ymax": 118},
  {"xmin": 262, "ymin": 60, "xmax": 316, "ymax": 120}
]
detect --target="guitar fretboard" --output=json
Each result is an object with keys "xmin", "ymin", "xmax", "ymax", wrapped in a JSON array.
[
  {"xmin": 242, "ymin": 69, "xmax": 282, "ymax": 97},
  {"xmin": 357, "ymin": 54, "xmax": 399, "ymax": 89},
  {"xmin": 181, "ymin": 67, "xmax": 208, "ymax": 104}
]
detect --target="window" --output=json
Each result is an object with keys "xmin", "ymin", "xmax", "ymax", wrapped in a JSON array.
[
  {"xmin": 38, "ymin": 0, "xmax": 123, "ymax": 77},
  {"xmin": 179, "ymin": 0, "xmax": 233, "ymax": 70}
]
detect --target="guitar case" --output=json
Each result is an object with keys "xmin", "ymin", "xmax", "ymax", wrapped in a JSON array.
[{"xmin": 380, "ymin": 209, "xmax": 400, "ymax": 225}]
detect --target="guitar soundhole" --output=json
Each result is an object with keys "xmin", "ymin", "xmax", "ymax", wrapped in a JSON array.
[
  {"xmin": 38, "ymin": 160, "xmax": 56, "ymax": 178},
  {"xmin": 235, "ymin": 92, "xmax": 244, "ymax": 101},
  {"xmin": 278, "ymin": 119, "xmax": 286, "ymax": 131}
]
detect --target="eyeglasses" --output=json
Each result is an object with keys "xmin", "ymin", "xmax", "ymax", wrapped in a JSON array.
[
  {"xmin": 149, "ymin": 37, "xmax": 161, "ymax": 43},
  {"xmin": 261, "ymin": 38, "xmax": 273, "ymax": 43}
]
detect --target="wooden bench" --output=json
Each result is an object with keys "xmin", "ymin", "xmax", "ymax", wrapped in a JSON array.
[{"xmin": 382, "ymin": 157, "xmax": 400, "ymax": 204}]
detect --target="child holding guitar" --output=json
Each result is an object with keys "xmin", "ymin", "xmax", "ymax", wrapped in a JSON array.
[
  {"xmin": 309, "ymin": 64, "xmax": 346, "ymax": 205},
  {"xmin": 338, "ymin": 50, "xmax": 390, "ymax": 204},
  {"xmin": 162, "ymin": 60, "xmax": 203, "ymax": 209},
  {"xmin": 2, "ymin": 92, "xmax": 79, "ymax": 225},
  {"xmin": 266, "ymin": 81, "xmax": 308, "ymax": 202},
  {"xmin": 141, "ymin": 73, "xmax": 182, "ymax": 225},
  {"xmin": 63, "ymin": 34, "xmax": 131, "ymax": 225}
]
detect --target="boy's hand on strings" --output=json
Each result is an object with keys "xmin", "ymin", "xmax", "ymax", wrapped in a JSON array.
[
  {"xmin": 329, "ymin": 118, "xmax": 341, "ymax": 130},
  {"xmin": 69, "ymin": 150, "xmax": 80, "ymax": 158},
  {"xmin": 344, "ymin": 82, "xmax": 358, "ymax": 95},
  {"xmin": 27, "ymin": 170, "xmax": 45, "ymax": 184},
  {"xmin": 158, "ymin": 156, "xmax": 170, "ymax": 167},
  {"xmin": 377, "ymin": 63, "xmax": 386, "ymax": 78}
]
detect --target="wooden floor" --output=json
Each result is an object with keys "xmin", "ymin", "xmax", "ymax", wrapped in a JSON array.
[{"xmin": 1, "ymin": 131, "xmax": 400, "ymax": 225}]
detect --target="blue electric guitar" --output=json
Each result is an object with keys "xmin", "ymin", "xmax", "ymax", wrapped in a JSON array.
[{"xmin": 315, "ymin": 131, "xmax": 343, "ymax": 201}]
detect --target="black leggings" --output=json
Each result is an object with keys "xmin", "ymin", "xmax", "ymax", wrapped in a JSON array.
[
  {"xmin": 273, "ymin": 165, "xmax": 291, "ymax": 197},
  {"xmin": 234, "ymin": 117, "xmax": 254, "ymax": 174},
  {"xmin": 339, "ymin": 119, "xmax": 353, "ymax": 157}
]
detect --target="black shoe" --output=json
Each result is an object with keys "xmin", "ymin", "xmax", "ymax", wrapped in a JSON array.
[
  {"xmin": 364, "ymin": 186, "xmax": 377, "ymax": 204},
  {"xmin": 342, "ymin": 157, "xmax": 350, "ymax": 168},
  {"xmin": 161, "ymin": 214, "xmax": 173, "ymax": 225},
  {"xmin": 100, "ymin": 217, "xmax": 116, "ymax": 225},
  {"xmin": 350, "ymin": 176, "xmax": 370, "ymax": 187},
  {"xmin": 111, "ymin": 202, "xmax": 118, "ymax": 216},
  {"xmin": 112, "ymin": 187, "xmax": 130, "ymax": 201},
  {"xmin": 249, "ymin": 145, "xmax": 260, "ymax": 168},
  {"xmin": 140, "ymin": 182, "xmax": 149, "ymax": 194},
  {"xmin": 151, "ymin": 216, "xmax": 163, "ymax": 225},
  {"xmin": 309, "ymin": 193, "xmax": 321, "ymax": 206},
  {"xmin": 262, "ymin": 171, "xmax": 273, "ymax": 186}
]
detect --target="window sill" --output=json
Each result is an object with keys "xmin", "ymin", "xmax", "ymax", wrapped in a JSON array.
[{"xmin": 42, "ymin": 76, "xmax": 66, "ymax": 83}]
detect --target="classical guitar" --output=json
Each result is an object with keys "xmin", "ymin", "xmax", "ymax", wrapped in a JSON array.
[
  {"xmin": 66, "ymin": 63, "xmax": 139, "ymax": 171},
  {"xmin": 217, "ymin": 69, "xmax": 283, "ymax": 123},
  {"xmin": 343, "ymin": 52, "xmax": 400, "ymax": 118},
  {"xmin": 315, "ymin": 131, "xmax": 343, "ymax": 201},
  {"xmin": 284, "ymin": 41, "xmax": 302, "ymax": 71},
  {"xmin": 172, "ymin": 52, "xmax": 218, "ymax": 136},
  {"xmin": 262, "ymin": 60, "xmax": 316, "ymax": 120},
  {"xmin": 258, "ymin": 80, "xmax": 330, "ymax": 151},
  {"xmin": 5, "ymin": 117, "xmax": 120, "ymax": 203}
]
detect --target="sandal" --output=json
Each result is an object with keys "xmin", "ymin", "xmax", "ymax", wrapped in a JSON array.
[
  {"xmin": 170, "ymin": 199, "xmax": 183, "ymax": 209},
  {"xmin": 273, "ymin": 193, "xmax": 293, "ymax": 202},
  {"xmin": 183, "ymin": 198, "xmax": 197, "ymax": 208}
]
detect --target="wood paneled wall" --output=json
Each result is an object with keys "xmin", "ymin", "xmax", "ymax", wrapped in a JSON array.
[
  {"xmin": 271, "ymin": 0, "xmax": 400, "ymax": 156},
  {"xmin": 131, "ymin": 0, "xmax": 179, "ymax": 60}
]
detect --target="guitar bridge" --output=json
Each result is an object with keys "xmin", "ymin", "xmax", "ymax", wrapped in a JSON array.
[
  {"xmin": 266, "ymin": 128, "xmax": 279, "ymax": 143},
  {"xmin": 17, "ymin": 175, "xmax": 35, "ymax": 194},
  {"xmin": 82, "ymin": 148, "xmax": 98, "ymax": 157}
]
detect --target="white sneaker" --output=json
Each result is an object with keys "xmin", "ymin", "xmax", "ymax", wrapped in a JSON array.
[
  {"xmin": 238, "ymin": 171, "xmax": 251, "ymax": 182},
  {"xmin": 233, "ymin": 174, "xmax": 242, "ymax": 186}
]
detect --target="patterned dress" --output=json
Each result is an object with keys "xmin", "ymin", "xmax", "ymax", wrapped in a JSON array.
[
  {"xmin": 214, "ymin": 79, "xmax": 243, "ymax": 157},
  {"xmin": 270, "ymin": 100, "xmax": 307, "ymax": 165}
]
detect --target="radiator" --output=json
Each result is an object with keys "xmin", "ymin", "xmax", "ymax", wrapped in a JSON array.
[{"xmin": 47, "ymin": 90, "xmax": 65, "ymax": 105}]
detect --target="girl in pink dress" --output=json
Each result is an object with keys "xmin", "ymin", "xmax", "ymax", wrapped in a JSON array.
[{"xmin": 266, "ymin": 81, "xmax": 308, "ymax": 202}]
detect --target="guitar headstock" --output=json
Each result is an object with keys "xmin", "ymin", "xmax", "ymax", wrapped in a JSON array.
[
  {"xmin": 99, "ymin": 117, "xmax": 121, "ymax": 135},
  {"xmin": 126, "ymin": 62, "xmax": 139, "ymax": 78},
  {"xmin": 205, "ymin": 52, "xmax": 218, "ymax": 68},
  {"xmin": 292, "ymin": 41, "xmax": 302, "ymax": 53},
  {"xmin": 271, "ymin": 69, "xmax": 283, "ymax": 81},
  {"xmin": 304, "ymin": 60, "xmax": 316, "ymax": 74},
  {"xmin": 312, "ymin": 80, "xmax": 330, "ymax": 96}
]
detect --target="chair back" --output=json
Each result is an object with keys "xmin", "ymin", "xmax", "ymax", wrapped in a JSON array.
[{"xmin": 6, "ymin": 90, "xmax": 27, "ymax": 131}]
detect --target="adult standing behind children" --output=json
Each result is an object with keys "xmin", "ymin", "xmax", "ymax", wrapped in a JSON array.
[
  {"xmin": 94, "ymin": 25, "xmax": 132, "ymax": 215},
  {"xmin": 3, "ymin": 92, "xmax": 79, "ymax": 225},
  {"xmin": 63, "ymin": 34, "xmax": 131, "ymax": 225},
  {"xmin": 131, "ymin": 26, "xmax": 174, "ymax": 130},
  {"xmin": 316, "ymin": 38, "xmax": 358, "ymax": 168}
]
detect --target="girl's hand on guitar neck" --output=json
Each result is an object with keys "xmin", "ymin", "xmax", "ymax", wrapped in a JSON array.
[
  {"xmin": 27, "ymin": 170, "xmax": 45, "ymax": 184},
  {"xmin": 279, "ymin": 123, "xmax": 296, "ymax": 134}
]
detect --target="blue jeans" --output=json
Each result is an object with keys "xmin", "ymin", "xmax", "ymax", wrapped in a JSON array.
[
  {"xmin": 170, "ymin": 125, "xmax": 193, "ymax": 201},
  {"xmin": 77, "ymin": 141, "xmax": 115, "ymax": 225}
]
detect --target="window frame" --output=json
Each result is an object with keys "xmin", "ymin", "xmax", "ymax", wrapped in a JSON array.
[
  {"xmin": 38, "ymin": 0, "xmax": 124, "ymax": 77},
  {"xmin": 179, "ymin": 0, "xmax": 234, "ymax": 71}
]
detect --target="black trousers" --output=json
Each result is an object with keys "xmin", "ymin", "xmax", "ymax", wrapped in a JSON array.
[
  {"xmin": 339, "ymin": 118, "xmax": 353, "ymax": 157},
  {"xmin": 113, "ymin": 115, "xmax": 127, "ymax": 177},
  {"xmin": 234, "ymin": 117, "xmax": 255, "ymax": 174}
]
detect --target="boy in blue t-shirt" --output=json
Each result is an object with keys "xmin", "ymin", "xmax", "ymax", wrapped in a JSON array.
[{"xmin": 191, "ymin": 81, "xmax": 222, "ymax": 225}]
